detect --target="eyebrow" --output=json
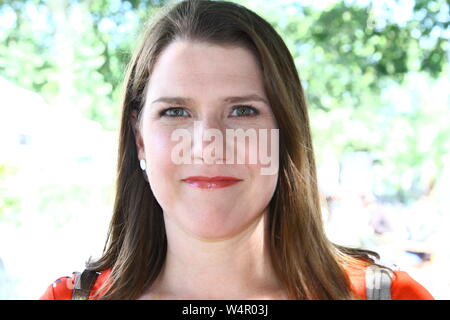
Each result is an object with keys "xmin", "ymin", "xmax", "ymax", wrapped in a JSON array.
[{"xmin": 151, "ymin": 94, "xmax": 269, "ymax": 105}]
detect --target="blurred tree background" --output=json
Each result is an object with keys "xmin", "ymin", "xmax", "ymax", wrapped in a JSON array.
[
  {"xmin": 0, "ymin": 0, "xmax": 449, "ymax": 298},
  {"xmin": 0, "ymin": 0, "xmax": 448, "ymax": 204}
]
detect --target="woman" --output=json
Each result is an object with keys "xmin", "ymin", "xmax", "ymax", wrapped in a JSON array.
[{"xmin": 40, "ymin": 0, "xmax": 433, "ymax": 300}]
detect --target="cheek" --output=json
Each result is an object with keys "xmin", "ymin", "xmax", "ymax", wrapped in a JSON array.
[
  {"xmin": 144, "ymin": 122, "xmax": 178, "ymax": 154},
  {"xmin": 143, "ymin": 127, "xmax": 179, "ymax": 185},
  {"xmin": 248, "ymin": 164, "xmax": 278, "ymax": 203},
  {"xmin": 235, "ymin": 127, "xmax": 279, "ymax": 175}
]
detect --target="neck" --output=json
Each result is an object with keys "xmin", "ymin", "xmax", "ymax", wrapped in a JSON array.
[{"xmin": 146, "ymin": 209, "xmax": 286, "ymax": 299}]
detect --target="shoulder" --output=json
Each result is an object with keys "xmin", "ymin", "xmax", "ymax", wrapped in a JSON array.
[
  {"xmin": 39, "ymin": 268, "xmax": 112, "ymax": 300},
  {"xmin": 345, "ymin": 262, "xmax": 434, "ymax": 300},
  {"xmin": 39, "ymin": 274, "xmax": 76, "ymax": 300},
  {"xmin": 390, "ymin": 270, "xmax": 434, "ymax": 300}
]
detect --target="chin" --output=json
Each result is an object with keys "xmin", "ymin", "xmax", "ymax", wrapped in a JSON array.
[
  {"xmin": 185, "ymin": 213, "xmax": 260, "ymax": 241},
  {"xmin": 190, "ymin": 228, "xmax": 242, "ymax": 241}
]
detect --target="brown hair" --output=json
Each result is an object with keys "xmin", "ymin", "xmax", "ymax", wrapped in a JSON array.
[{"xmin": 87, "ymin": 0, "xmax": 381, "ymax": 299}]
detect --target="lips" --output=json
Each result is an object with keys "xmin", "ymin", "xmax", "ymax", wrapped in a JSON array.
[{"xmin": 181, "ymin": 176, "xmax": 243, "ymax": 189}]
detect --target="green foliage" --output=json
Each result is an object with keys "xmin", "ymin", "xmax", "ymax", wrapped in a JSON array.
[
  {"xmin": 0, "ymin": 164, "xmax": 21, "ymax": 219},
  {"xmin": 0, "ymin": 0, "xmax": 170, "ymax": 130},
  {"xmin": 240, "ymin": 0, "xmax": 449, "ymax": 201}
]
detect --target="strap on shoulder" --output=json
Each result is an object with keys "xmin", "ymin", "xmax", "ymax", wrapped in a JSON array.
[
  {"xmin": 72, "ymin": 269, "xmax": 101, "ymax": 300},
  {"xmin": 365, "ymin": 264, "xmax": 392, "ymax": 300}
]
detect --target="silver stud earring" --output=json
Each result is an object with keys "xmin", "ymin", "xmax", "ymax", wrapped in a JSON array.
[
  {"xmin": 140, "ymin": 159, "xmax": 149, "ymax": 182},
  {"xmin": 140, "ymin": 159, "xmax": 147, "ymax": 170}
]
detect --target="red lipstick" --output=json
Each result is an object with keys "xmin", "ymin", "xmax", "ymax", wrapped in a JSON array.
[{"xmin": 181, "ymin": 176, "xmax": 243, "ymax": 189}]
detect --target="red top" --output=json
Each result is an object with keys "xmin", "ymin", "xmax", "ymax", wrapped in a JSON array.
[{"xmin": 39, "ymin": 265, "xmax": 434, "ymax": 300}]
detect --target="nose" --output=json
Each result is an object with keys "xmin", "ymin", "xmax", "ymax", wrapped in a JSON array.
[{"xmin": 191, "ymin": 116, "xmax": 228, "ymax": 165}]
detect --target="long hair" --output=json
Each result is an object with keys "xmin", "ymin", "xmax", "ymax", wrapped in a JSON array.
[{"xmin": 87, "ymin": 0, "xmax": 380, "ymax": 299}]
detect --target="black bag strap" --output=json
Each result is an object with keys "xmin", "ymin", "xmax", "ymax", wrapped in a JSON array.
[
  {"xmin": 365, "ymin": 264, "xmax": 393, "ymax": 300},
  {"xmin": 72, "ymin": 269, "xmax": 101, "ymax": 300}
]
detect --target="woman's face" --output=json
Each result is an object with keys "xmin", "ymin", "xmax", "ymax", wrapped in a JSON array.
[{"xmin": 132, "ymin": 40, "xmax": 279, "ymax": 240}]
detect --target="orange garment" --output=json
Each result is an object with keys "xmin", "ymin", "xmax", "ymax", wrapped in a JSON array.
[
  {"xmin": 344, "ymin": 263, "xmax": 434, "ymax": 300},
  {"xmin": 39, "ymin": 266, "xmax": 434, "ymax": 300},
  {"xmin": 40, "ymin": 268, "xmax": 112, "ymax": 300}
]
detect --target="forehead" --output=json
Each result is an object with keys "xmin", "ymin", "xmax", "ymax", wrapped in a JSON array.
[{"xmin": 146, "ymin": 40, "xmax": 266, "ymax": 100}]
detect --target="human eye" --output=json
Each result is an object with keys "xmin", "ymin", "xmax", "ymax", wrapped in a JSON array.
[
  {"xmin": 159, "ymin": 107, "xmax": 190, "ymax": 118},
  {"xmin": 230, "ymin": 105, "xmax": 260, "ymax": 118}
]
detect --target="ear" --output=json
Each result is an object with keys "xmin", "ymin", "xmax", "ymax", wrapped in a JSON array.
[{"xmin": 130, "ymin": 109, "xmax": 145, "ymax": 160}]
